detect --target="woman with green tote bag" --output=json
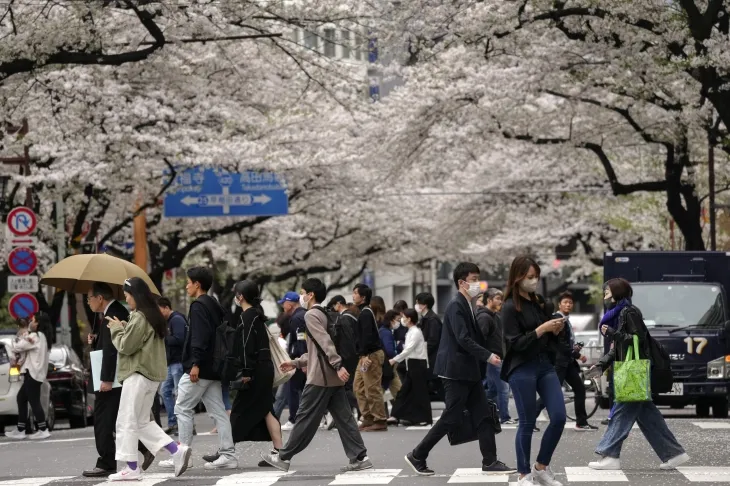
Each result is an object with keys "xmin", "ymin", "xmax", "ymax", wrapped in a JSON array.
[{"xmin": 587, "ymin": 278, "xmax": 689, "ymax": 472}]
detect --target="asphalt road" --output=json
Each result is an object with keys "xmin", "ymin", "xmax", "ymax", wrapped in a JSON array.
[{"xmin": 1, "ymin": 403, "xmax": 730, "ymax": 485}]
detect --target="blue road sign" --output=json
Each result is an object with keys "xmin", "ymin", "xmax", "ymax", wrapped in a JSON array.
[
  {"xmin": 8, "ymin": 293, "xmax": 39, "ymax": 320},
  {"xmin": 163, "ymin": 168, "xmax": 289, "ymax": 218},
  {"xmin": 8, "ymin": 247, "xmax": 37, "ymax": 276}
]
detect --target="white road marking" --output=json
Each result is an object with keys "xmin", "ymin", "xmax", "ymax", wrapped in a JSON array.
[
  {"xmin": 678, "ymin": 467, "xmax": 730, "ymax": 482},
  {"xmin": 447, "ymin": 468, "xmax": 510, "ymax": 483},
  {"xmin": 564, "ymin": 467, "xmax": 628, "ymax": 482},
  {"xmin": 0, "ymin": 478, "xmax": 74, "ymax": 486},
  {"xmin": 330, "ymin": 469, "xmax": 401, "ymax": 485},
  {"xmin": 691, "ymin": 421, "xmax": 730, "ymax": 429},
  {"xmin": 215, "ymin": 471, "xmax": 294, "ymax": 485}
]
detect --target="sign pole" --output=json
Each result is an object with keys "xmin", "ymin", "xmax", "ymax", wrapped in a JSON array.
[
  {"xmin": 134, "ymin": 200, "xmax": 148, "ymax": 272},
  {"xmin": 56, "ymin": 198, "xmax": 71, "ymax": 347}
]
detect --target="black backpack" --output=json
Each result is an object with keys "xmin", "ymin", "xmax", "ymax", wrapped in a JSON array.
[
  {"xmin": 310, "ymin": 306, "xmax": 359, "ymax": 374},
  {"xmin": 194, "ymin": 296, "xmax": 235, "ymax": 377},
  {"xmin": 646, "ymin": 333, "xmax": 674, "ymax": 394}
]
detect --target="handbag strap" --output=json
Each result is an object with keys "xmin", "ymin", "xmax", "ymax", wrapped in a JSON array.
[
  {"xmin": 241, "ymin": 315, "xmax": 258, "ymax": 369},
  {"xmin": 626, "ymin": 334, "xmax": 639, "ymax": 361}
]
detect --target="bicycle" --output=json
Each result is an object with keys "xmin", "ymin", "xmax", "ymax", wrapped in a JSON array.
[{"xmin": 564, "ymin": 371, "xmax": 601, "ymax": 422}]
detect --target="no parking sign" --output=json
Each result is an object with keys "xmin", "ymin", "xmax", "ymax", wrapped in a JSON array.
[
  {"xmin": 8, "ymin": 247, "xmax": 37, "ymax": 276},
  {"xmin": 8, "ymin": 293, "xmax": 39, "ymax": 320}
]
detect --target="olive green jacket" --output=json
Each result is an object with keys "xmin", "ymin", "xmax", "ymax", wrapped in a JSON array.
[{"xmin": 109, "ymin": 310, "xmax": 167, "ymax": 383}]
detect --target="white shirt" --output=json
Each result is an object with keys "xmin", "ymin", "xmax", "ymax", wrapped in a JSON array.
[
  {"xmin": 392, "ymin": 325, "xmax": 428, "ymax": 369},
  {"xmin": 11, "ymin": 332, "xmax": 49, "ymax": 383}
]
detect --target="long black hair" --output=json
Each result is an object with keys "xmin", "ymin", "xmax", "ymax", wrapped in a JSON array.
[
  {"xmin": 234, "ymin": 280, "xmax": 267, "ymax": 322},
  {"xmin": 123, "ymin": 277, "xmax": 167, "ymax": 339},
  {"xmin": 32, "ymin": 312, "xmax": 54, "ymax": 345}
]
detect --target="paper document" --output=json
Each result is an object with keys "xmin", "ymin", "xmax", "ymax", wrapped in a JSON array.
[{"xmin": 90, "ymin": 350, "xmax": 121, "ymax": 391}]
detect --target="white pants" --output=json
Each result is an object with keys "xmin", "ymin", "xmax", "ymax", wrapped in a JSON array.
[{"xmin": 115, "ymin": 373, "xmax": 172, "ymax": 462}]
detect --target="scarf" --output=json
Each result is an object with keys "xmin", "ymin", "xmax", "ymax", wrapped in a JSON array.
[{"xmin": 599, "ymin": 298, "xmax": 630, "ymax": 336}]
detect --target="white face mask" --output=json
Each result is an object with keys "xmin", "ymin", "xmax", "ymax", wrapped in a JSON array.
[
  {"xmin": 414, "ymin": 304, "xmax": 424, "ymax": 314},
  {"xmin": 393, "ymin": 320, "xmax": 401, "ymax": 329},
  {"xmin": 299, "ymin": 294, "xmax": 310, "ymax": 309},
  {"xmin": 234, "ymin": 296, "xmax": 242, "ymax": 307},
  {"xmin": 466, "ymin": 282, "xmax": 481, "ymax": 298},
  {"xmin": 520, "ymin": 278, "xmax": 539, "ymax": 293}
]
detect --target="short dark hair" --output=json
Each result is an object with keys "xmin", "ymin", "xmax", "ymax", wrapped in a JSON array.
[
  {"xmin": 353, "ymin": 283, "xmax": 372, "ymax": 305},
  {"xmin": 452, "ymin": 262, "xmax": 480, "ymax": 289},
  {"xmin": 327, "ymin": 295, "xmax": 346, "ymax": 310},
  {"xmin": 403, "ymin": 308, "xmax": 420, "ymax": 326},
  {"xmin": 606, "ymin": 278, "xmax": 633, "ymax": 301},
  {"xmin": 384, "ymin": 310, "xmax": 400, "ymax": 326},
  {"xmin": 486, "ymin": 288, "xmax": 503, "ymax": 302},
  {"xmin": 558, "ymin": 290, "xmax": 574, "ymax": 303},
  {"xmin": 186, "ymin": 266, "xmax": 213, "ymax": 292},
  {"xmin": 393, "ymin": 300, "xmax": 408, "ymax": 313},
  {"xmin": 302, "ymin": 278, "xmax": 327, "ymax": 303},
  {"xmin": 415, "ymin": 292, "xmax": 435, "ymax": 309},
  {"xmin": 157, "ymin": 297, "xmax": 172, "ymax": 309},
  {"xmin": 91, "ymin": 282, "xmax": 114, "ymax": 301}
]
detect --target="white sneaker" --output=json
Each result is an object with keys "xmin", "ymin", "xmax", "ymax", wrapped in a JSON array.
[
  {"xmin": 589, "ymin": 456, "xmax": 621, "ymax": 470},
  {"xmin": 204, "ymin": 455, "xmax": 238, "ymax": 470},
  {"xmin": 660, "ymin": 452, "xmax": 690, "ymax": 470},
  {"xmin": 383, "ymin": 389, "xmax": 393, "ymax": 402},
  {"xmin": 27, "ymin": 429, "xmax": 51, "ymax": 440},
  {"xmin": 281, "ymin": 421, "xmax": 295, "ymax": 431},
  {"xmin": 531, "ymin": 465, "xmax": 562, "ymax": 486},
  {"xmin": 108, "ymin": 466, "xmax": 142, "ymax": 481},
  {"xmin": 158, "ymin": 459, "xmax": 174, "ymax": 469},
  {"xmin": 172, "ymin": 444, "xmax": 192, "ymax": 477},
  {"xmin": 5, "ymin": 429, "xmax": 26, "ymax": 440},
  {"xmin": 517, "ymin": 474, "xmax": 539, "ymax": 486}
]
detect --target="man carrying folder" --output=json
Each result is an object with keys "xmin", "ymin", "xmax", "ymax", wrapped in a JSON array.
[{"xmin": 82, "ymin": 282, "xmax": 155, "ymax": 478}]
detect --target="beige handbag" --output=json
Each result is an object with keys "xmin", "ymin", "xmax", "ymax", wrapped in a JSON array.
[{"xmin": 269, "ymin": 331, "xmax": 295, "ymax": 388}]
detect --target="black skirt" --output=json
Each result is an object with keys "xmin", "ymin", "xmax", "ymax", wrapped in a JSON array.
[
  {"xmin": 231, "ymin": 360, "xmax": 275, "ymax": 443},
  {"xmin": 391, "ymin": 359, "xmax": 432, "ymax": 424}
]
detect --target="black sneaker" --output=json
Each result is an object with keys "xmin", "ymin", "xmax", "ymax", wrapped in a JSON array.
[
  {"xmin": 405, "ymin": 452, "xmax": 434, "ymax": 476},
  {"xmin": 601, "ymin": 418, "xmax": 610, "ymax": 426},
  {"xmin": 203, "ymin": 451, "xmax": 220, "ymax": 463},
  {"xmin": 575, "ymin": 423, "xmax": 599, "ymax": 431},
  {"xmin": 501, "ymin": 419, "xmax": 518, "ymax": 425},
  {"xmin": 533, "ymin": 426, "xmax": 541, "ymax": 432},
  {"xmin": 482, "ymin": 460, "xmax": 517, "ymax": 474},
  {"xmin": 164, "ymin": 425, "xmax": 178, "ymax": 435}
]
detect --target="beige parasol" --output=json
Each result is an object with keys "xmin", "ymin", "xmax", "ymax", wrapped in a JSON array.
[{"xmin": 40, "ymin": 253, "xmax": 160, "ymax": 300}]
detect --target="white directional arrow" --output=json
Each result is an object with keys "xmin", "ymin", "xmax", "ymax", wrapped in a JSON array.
[{"xmin": 179, "ymin": 187, "xmax": 273, "ymax": 214}]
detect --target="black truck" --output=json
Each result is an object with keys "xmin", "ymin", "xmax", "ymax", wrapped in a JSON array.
[{"xmin": 604, "ymin": 251, "xmax": 730, "ymax": 418}]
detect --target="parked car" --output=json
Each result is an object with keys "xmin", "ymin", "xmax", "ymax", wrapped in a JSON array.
[
  {"xmin": 0, "ymin": 337, "xmax": 55, "ymax": 433},
  {"xmin": 48, "ymin": 344, "xmax": 94, "ymax": 428}
]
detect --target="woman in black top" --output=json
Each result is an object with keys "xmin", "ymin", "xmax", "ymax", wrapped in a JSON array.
[
  {"xmin": 228, "ymin": 280, "xmax": 283, "ymax": 463},
  {"xmin": 501, "ymin": 256, "xmax": 567, "ymax": 486}
]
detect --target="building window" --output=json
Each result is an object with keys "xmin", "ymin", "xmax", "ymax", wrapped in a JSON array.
[
  {"xmin": 324, "ymin": 29, "xmax": 336, "ymax": 58},
  {"xmin": 304, "ymin": 30, "xmax": 318, "ymax": 51},
  {"xmin": 341, "ymin": 30, "xmax": 351, "ymax": 59}
]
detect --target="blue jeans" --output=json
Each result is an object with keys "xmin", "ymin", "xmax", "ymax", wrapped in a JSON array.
[
  {"xmin": 596, "ymin": 401, "xmax": 684, "ymax": 461},
  {"xmin": 222, "ymin": 382, "xmax": 231, "ymax": 411},
  {"xmin": 274, "ymin": 382, "xmax": 289, "ymax": 419},
  {"xmin": 508, "ymin": 357, "xmax": 567, "ymax": 475},
  {"xmin": 485, "ymin": 363, "xmax": 511, "ymax": 422},
  {"xmin": 160, "ymin": 362, "xmax": 184, "ymax": 427}
]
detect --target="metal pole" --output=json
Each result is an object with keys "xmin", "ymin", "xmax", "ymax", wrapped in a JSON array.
[
  {"xmin": 709, "ymin": 118, "xmax": 717, "ymax": 251},
  {"xmin": 133, "ymin": 201, "xmax": 148, "ymax": 271},
  {"xmin": 56, "ymin": 197, "xmax": 71, "ymax": 347},
  {"xmin": 430, "ymin": 258, "xmax": 438, "ymax": 313}
]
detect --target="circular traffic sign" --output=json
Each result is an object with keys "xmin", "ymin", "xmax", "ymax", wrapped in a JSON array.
[
  {"xmin": 8, "ymin": 293, "xmax": 39, "ymax": 320},
  {"xmin": 8, "ymin": 247, "xmax": 37, "ymax": 276},
  {"xmin": 7, "ymin": 206, "xmax": 37, "ymax": 236}
]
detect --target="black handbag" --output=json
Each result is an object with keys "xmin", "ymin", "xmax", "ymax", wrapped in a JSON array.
[
  {"xmin": 446, "ymin": 400, "xmax": 502, "ymax": 446},
  {"xmin": 382, "ymin": 358, "xmax": 395, "ymax": 381}
]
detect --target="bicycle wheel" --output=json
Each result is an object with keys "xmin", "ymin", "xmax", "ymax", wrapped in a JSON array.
[
  {"xmin": 585, "ymin": 376, "xmax": 600, "ymax": 419},
  {"xmin": 565, "ymin": 376, "xmax": 600, "ymax": 422},
  {"xmin": 564, "ymin": 383, "xmax": 577, "ymax": 422}
]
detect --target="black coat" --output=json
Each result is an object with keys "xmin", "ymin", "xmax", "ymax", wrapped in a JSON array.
[
  {"xmin": 165, "ymin": 311, "xmax": 187, "ymax": 365},
  {"xmin": 420, "ymin": 310, "xmax": 442, "ymax": 371},
  {"xmin": 475, "ymin": 307, "xmax": 503, "ymax": 358},
  {"xmin": 598, "ymin": 305, "xmax": 650, "ymax": 370},
  {"xmin": 433, "ymin": 294, "xmax": 492, "ymax": 382},
  {"xmin": 93, "ymin": 300, "xmax": 129, "ymax": 384},
  {"xmin": 554, "ymin": 312, "xmax": 581, "ymax": 370},
  {"xmin": 182, "ymin": 294, "xmax": 225, "ymax": 380}
]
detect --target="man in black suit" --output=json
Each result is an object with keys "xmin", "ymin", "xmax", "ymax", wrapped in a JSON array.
[
  {"xmin": 82, "ymin": 282, "xmax": 154, "ymax": 478},
  {"xmin": 405, "ymin": 263, "xmax": 515, "ymax": 476}
]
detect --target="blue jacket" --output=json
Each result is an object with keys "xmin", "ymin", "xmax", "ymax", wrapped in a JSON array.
[
  {"xmin": 288, "ymin": 307, "xmax": 308, "ymax": 359},
  {"xmin": 433, "ymin": 293, "xmax": 492, "ymax": 382},
  {"xmin": 379, "ymin": 325, "xmax": 397, "ymax": 359},
  {"xmin": 165, "ymin": 311, "xmax": 187, "ymax": 365}
]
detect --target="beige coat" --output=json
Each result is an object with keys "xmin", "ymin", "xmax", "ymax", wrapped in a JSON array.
[{"xmin": 293, "ymin": 305, "xmax": 344, "ymax": 387}]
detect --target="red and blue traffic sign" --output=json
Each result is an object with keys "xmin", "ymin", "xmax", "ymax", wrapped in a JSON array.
[
  {"xmin": 6, "ymin": 206, "xmax": 37, "ymax": 236},
  {"xmin": 8, "ymin": 293, "xmax": 39, "ymax": 320},
  {"xmin": 8, "ymin": 247, "xmax": 37, "ymax": 276}
]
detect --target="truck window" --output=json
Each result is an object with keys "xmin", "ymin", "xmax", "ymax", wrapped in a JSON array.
[{"xmin": 632, "ymin": 283, "xmax": 726, "ymax": 329}]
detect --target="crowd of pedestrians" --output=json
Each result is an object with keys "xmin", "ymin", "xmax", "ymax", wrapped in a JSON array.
[{"xmin": 6, "ymin": 255, "xmax": 686, "ymax": 483}]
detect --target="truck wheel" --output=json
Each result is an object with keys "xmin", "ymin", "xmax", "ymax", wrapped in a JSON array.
[
  {"xmin": 713, "ymin": 399, "xmax": 729, "ymax": 419},
  {"xmin": 697, "ymin": 402, "xmax": 711, "ymax": 418}
]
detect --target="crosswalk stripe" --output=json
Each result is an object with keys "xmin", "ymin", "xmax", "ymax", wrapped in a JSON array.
[
  {"xmin": 564, "ymin": 467, "xmax": 628, "ymax": 482},
  {"xmin": 691, "ymin": 421, "xmax": 730, "ymax": 429},
  {"xmin": 215, "ymin": 471, "xmax": 294, "ymax": 485},
  {"xmin": 329, "ymin": 469, "xmax": 401, "ymax": 485},
  {"xmin": 0, "ymin": 478, "xmax": 74, "ymax": 486},
  {"xmin": 677, "ymin": 467, "xmax": 730, "ymax": 482},
  {"xmin": 446, "ymin": 468, "xmax": 510, "ymax": 483},
  {"xmin": 128, "ymin": 473, "xmax": 174, "ymax": 486}
]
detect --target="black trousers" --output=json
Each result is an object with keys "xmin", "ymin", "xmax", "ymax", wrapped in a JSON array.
[
  {"xmin": 413, "ymin": 379, "xmax": 497, "ymax": 465},
  {"xmin": 537, "ymin": 361, "xmax": 588, "ymax": 426},
  {"xmin": 93, "ymin": 388, "xmax": 151, "ymax": 471},
  {"xmin": 17, "ymin": 372, "xmax": 45, "ymax": 430}
]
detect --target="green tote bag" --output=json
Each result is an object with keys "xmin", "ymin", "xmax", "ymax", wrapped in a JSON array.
[{"xmin": 613, "ymin": 334, "xmax": 652, "ymax": 403}]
